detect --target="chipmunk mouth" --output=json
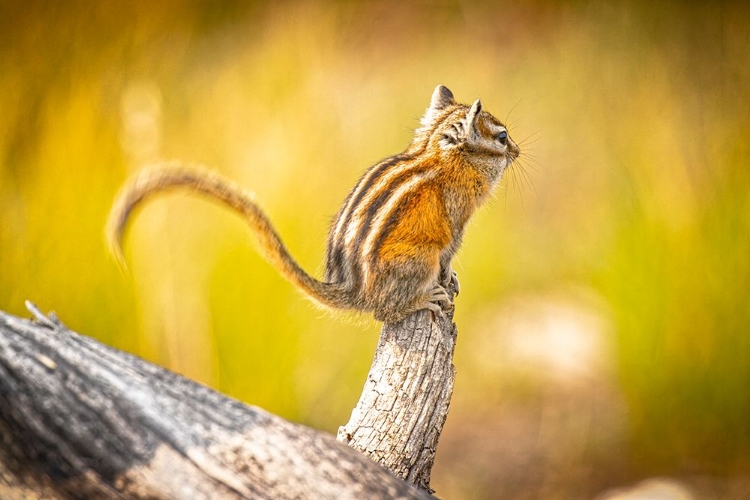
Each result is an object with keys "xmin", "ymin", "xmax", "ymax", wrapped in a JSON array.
[{"xmin": 507, "ymin": 145, "xmax": 521, "ymax": 164}]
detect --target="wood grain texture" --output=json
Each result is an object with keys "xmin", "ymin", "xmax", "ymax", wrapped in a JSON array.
[
  {"xmin": 337, "ymin": 285, "xmax": 458, "ymax": 493},
  {"xmin": 0, "ymin": 307, "xmax": 433, "ymax": 500}
]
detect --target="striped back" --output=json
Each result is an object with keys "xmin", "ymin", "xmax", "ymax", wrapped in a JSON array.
[{"xmin": 323, "ymin": 85, "xmax": 519, "ymax": 303}]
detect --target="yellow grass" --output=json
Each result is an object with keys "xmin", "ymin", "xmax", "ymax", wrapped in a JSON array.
[{"xmin": 1, "ymin": 2, "xmax": 749, "ymax": 496}]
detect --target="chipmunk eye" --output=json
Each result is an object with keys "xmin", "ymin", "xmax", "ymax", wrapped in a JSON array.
[{"xmin": 496, "ymin": 130, "xmax": 508, "ymax": 145}]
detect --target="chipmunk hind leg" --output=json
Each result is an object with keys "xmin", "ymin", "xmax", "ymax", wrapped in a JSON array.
[{"xmin": 370, "ymin": 256, "xmax": 451, "ymax": 324}]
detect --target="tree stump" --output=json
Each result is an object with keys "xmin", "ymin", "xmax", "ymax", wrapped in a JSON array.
[{"xmin": 338, "ymin": 291, "xmax": 457, "ymax": 493}]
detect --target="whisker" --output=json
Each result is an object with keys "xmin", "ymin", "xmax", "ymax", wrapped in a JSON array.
[
  {"xmin": 517, "ymin": 157, "xmax": 539, "ymax": 172},
  {"xmin": 517, "ymin": 173, "xmax": 527, "ymax": 214},
  {"xmin": 503, "ymin": 169, "xmax": 510, "ymax": 210},
  {"xmin": 517, "ymin": 163, "xmax": 537, "ymax": 194},
  {"xmin": 505, "ymin": 97, "xmax": 522, "ymax": 125},
  {"xmin": 518, "ymin": 132, "xmax": 541, "ymax": 147}
]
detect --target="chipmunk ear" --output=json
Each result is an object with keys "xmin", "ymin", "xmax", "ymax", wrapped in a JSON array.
[
  {"xmin": 450, "ymin": 99, "xmax": 482, "ymax": 144},
  {"xmin": 430, "ymin": 85, "xmax": 455, "ymax": 110},
  {"xmin": 421, "ymin": 85, "xmax": 455, "ymax": 127},
  {"xmin": 465, "ymin": 99, "xmax": 482, "ymax": 131}
]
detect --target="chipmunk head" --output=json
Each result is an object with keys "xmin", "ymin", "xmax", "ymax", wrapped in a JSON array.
[{"xmin": 416, "ymin": 85, "xmax": 520, "ymax": 184}]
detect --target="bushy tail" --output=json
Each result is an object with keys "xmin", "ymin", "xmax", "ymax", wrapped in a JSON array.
[{"xmin": 105, "ymin": 162, "xmax": 349, "ymax": 310}]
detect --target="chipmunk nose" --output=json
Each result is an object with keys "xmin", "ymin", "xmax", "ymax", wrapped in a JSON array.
[{"xmin": 508, "ymin": 139, "xmax": 521, "ymax": 160}]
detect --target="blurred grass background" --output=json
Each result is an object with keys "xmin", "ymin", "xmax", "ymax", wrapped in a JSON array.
[{"xmin": 1, "ymin": 1, "xmax": 749, "ymax": 498}]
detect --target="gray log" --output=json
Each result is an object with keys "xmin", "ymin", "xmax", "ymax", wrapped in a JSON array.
[{"xmin": 0, "ymin": 305, "xmax": 433, "ymax": 500}]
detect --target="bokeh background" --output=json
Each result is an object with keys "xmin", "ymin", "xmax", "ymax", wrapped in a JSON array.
[{"xmin": 2, "ymin": 1, "xmax": 749, "ymax": 498}]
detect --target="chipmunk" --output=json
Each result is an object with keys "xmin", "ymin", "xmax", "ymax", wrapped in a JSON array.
[{"xmin": 106, "ymin": 85, "xmax": 520, "ymax": 323}]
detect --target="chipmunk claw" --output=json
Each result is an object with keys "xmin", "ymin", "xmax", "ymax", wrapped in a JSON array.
[
  {"xmin": 440, "ymin": 267, "xmax": 460, "ymax": 296},
  {"xmin": 449, "ymin": 271, "xmax": 460, "ymax": 295},
  {"xmin": 427, "ymin": 284, "xmax": 452, "ymax": 307},
  {"xmin": 422, "ymin": 301, "xmax": 446, "ymax": 318},
  {"xmin": 414, "ymin": 284, "xmax": 453, "ymax": 321}
]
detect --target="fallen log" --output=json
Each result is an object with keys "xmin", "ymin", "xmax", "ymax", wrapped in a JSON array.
[{"xmin": 0, "ymin": 303, "xmax": 436, "ymax": 499}]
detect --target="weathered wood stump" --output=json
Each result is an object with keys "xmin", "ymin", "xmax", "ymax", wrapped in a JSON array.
[
  {"xmin": 0, "ymin": 296, "xmax": 457, "ymax": 499},
  {"xmin": 338, "ymin": 308, "xmax": 457, "ymax": 492}
]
